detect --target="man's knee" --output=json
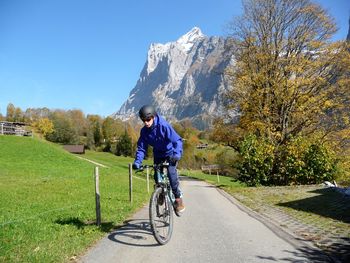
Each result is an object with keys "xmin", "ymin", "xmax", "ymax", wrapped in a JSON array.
[{"xmin": 168, "ymin": 165, "xmax": 177, "ymax": 176}]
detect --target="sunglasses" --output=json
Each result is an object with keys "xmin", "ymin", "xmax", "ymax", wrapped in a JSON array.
[{"xmin": 142, "ymin": 117, "xmax": 153, "ymax": 122}]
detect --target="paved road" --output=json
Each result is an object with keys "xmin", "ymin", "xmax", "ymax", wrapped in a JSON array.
[{"xmin": 79, "ymin": 177, "xmax": 330, "ymax": 263}]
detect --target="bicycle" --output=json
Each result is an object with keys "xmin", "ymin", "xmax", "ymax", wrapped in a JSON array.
[{"xmin": 136, "ymin": 162, "xmax": 180, "ymax": 245}]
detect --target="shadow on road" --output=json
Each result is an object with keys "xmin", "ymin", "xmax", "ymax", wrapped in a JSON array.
[
  {"xmin": 277, "ymin": 187, "xmax": 350, "ymax": 261},
  {"xmin": 256, "ymin": 245, "xmax": 333, "ymax": 262},
  {"xmin": 55, "ymin": 217, "xmax": 114, "ymax": 232},
  {"xmin": 107, "ymin": 219, "xmax": 159, "ymax": 247},
  {"xmin": 278, "ymin": 188, "xmax": 350, "ymax": 223}
]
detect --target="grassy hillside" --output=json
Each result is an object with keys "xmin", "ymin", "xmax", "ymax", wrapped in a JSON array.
[{"xmin": 0, "ymin": 136, "xmax": 149, "ymax": 262}]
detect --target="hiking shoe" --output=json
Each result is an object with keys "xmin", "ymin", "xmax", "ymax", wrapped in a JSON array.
[{"xmin": 175, "ymin": 198, "xmax": 185, "ymax": 213}]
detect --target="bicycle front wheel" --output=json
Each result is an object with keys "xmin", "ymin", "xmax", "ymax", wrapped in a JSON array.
[{"xmin": 149, "ymin": 187, "xmax": 174, "ymax": 245}]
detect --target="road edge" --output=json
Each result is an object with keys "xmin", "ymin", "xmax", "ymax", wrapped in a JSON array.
[{"xmin": 215, "ymin": 187, "xmax": 339, "ymax": 263}]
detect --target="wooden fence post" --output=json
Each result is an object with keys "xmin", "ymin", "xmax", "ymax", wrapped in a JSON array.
[
  {"xmin": 216, "ymin": 170, "xmax": 220, "ymax": 183},
  {"xmin": 94, "ymin": 166, "xmax": 101, "ymax": 226},
  {"xmin": 129, "ymin": 163, "xmax": 133, "ymax": 203}
]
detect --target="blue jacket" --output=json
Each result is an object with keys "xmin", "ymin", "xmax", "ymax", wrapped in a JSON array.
[{"xmin": 134, "ymin": 114, "xmax": 183, "ymax": 166}]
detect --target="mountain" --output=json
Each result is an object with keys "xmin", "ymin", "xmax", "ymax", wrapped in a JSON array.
[{"xmin": 112, "ymin": 27, "xmax": 233, "ymax": 129}]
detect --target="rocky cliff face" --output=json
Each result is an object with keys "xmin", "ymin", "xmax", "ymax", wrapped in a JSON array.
[{"xmin": 112, "ymin": 27, "xmax": 233, "ymax": 129}]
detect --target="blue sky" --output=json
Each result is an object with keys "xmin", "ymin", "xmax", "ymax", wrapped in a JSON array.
[{"xmin": 0, "ymin": 0, "xmax": 349, "ymax": 117}]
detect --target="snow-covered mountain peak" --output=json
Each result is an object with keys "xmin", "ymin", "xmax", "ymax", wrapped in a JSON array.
[
  {"xmin": 112, "ymin": 27, "xmax": 232, "ymax": 129},
  {"xmin": 176, "ymin": 27, "xmax": 205, "ymax": 52}
]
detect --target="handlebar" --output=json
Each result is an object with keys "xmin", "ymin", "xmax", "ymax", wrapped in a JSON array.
[{"xmin": 134, "ymin": 162, "xmax": 170, "ymax": 171}]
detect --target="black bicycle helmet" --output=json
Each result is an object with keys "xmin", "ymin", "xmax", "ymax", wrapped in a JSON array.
[{"xmin": 138, "ymin": 105, "xmax": 156, "ymax": 120}]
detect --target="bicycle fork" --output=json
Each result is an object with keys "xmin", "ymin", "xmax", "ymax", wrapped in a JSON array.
[{"xmin": 156, "ymin": 187, "xmax": 172, "ymax": 218}]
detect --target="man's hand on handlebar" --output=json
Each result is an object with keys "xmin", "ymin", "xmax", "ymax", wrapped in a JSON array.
[
  {"xmin": 132, "ymin": 161, "xmax": 169, "ymax": 171},
  {"xmin": 132, "ymin": 163, "xmax": 140, "ymax": 170},
  {"xmin": 169, "ymin": 156, "xmax": 180, "ymax": 163}
]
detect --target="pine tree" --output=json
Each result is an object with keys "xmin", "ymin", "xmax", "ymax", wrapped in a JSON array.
[{"xmin": 115, "ymin": 132, "xmax": 132, "ymax": 157}]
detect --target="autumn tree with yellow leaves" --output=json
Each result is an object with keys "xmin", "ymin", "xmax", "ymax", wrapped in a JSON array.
[
  {"xmin": 220, "ymin": 0, "xmax": 350, "ymax": 185},
  {"xmin": 35, "ymin": 118, "xmax": 54, "ymax": 137}
]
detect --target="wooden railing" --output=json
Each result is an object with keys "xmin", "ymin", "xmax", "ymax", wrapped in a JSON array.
[{"xmin": 201, "ymin": 164, "xmax": 220, "ymax": 172}]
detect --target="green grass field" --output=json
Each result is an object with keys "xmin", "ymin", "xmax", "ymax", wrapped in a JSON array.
[{"xmin": 0, "ymin": 136, "xmax": 150, "ymax": 262}]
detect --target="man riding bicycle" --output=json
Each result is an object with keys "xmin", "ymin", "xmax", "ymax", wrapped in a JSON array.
[{"xmin": 132, "ymin": 105, "xmax": 185, "ymax": 214}]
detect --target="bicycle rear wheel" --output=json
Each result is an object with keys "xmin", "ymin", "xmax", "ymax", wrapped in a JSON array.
[{"xmin": 149, "ymin": 187, "xmax": 174, "ymax": 245}]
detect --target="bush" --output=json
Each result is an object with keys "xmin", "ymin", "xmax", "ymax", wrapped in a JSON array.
[
  {"xmin": 274, "ymin": 136, "xmax": 309, "ymax": 185},
  {"xmin": 237, "ymin": 134, "xmax": 274, "ymax": 186},
  {"xmin": 215, "ymin": 148, "xmax": 239, "ymax": 177},
  {"xmin": 303, "ymin": 144, "xmax": 337, "ymax": 184},
  {"xmin": 236, "ymin": 134, "xmax": 338, "ymax": 186},
  {"xmin": 275, "ymin": 136, "xmax": 338, "ymax": 185}
]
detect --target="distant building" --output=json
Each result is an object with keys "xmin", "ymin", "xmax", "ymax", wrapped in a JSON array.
[
  {"xmin": 196, "ymin": 143, "xmax": 208, "ymax": 149},
  {"xmin": 0, "ymin": 121, "xmax": 32, "ymax": 136},
  {"xmin": 62, "ymin": 145, "xmax": 85, "ymax": 154}
]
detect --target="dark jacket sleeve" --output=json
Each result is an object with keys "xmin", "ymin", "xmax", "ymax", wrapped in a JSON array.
[
  {"xmin": 134, "ymin": 130, "xmax": 148, "ymax": 166},
  {"xmin": 166, "ymin": 124, "xmax": 183, "ymax": 159}
]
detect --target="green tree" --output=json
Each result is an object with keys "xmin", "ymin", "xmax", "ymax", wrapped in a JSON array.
[
  {"xmin": 35, "ymin": 117, "xmax": 54, "ymax": 137},
  {"xmin": 87, "ymin": 115, "xmax": 103, "ymax": 148},
  {"xmin": 225, "ymin": 0, "xmax": 348, "ymax": 145},
  {"xmin": 101, "ymin": 117, "xmax": 121, "ymax": 152},
  {"xmin": 46, "ymin": 111, "xmax": 78, "ymax": 144},
  {"xmin": 6, "ymin": 103, "xmax": 15, "ymax": 122},
  {"xmin": 221, "ymin": 0, "xmax": 349, "ymax": 185},
  {"xmin": 14, "ymin": 107, "xmax": 23, "ymax": 122},
  {"xmin": 115, "ymin": 132, "xmax": 132, "ymax": 157},
  {"xmin": 102, "ymin": 117, "xmax": 117, "ymax": 142},
  {"xmin": 68, "ymin": 109, "xmax": 87, "ymax": 137},
  {"xmin": 125, "ymin": 122, "xmax": 140, "ymax": 157}
]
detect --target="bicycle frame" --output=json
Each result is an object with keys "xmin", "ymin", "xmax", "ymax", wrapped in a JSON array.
[
  {"xmin": 137, "ymin": 162, "xmax": 180, "ymax": 213},
  {"xmin": 153, "ymin": 164, "xmax": 176, "ymax": 202}
]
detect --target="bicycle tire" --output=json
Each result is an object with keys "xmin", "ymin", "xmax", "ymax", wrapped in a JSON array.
[{"xmin": 149, "ymin": 187, "xmax": 174, "ymax": 245}]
